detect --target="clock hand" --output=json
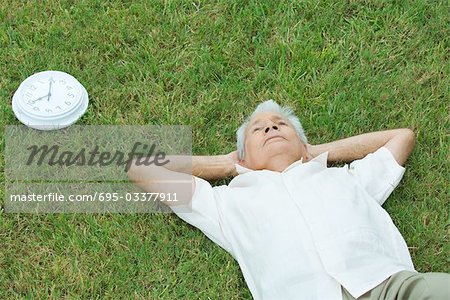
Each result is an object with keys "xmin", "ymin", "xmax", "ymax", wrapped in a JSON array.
[
  {"xmin": 47, "ymin": 77, "xmax": 53, "ymax": 101},
  {"xmin": 30, "ymin": 94, "xmax": 49, "ymax": 104}
]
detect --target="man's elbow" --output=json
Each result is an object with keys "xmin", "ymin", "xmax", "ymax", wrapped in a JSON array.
[
  {"xmin": 126, "ymin": 162, "xmax": 158, "ymax": 194},
  {"xmin": 401, "ymin": 128, "xmax": 416, "ymax": 151},
  {"xmin": 126, "ymin": 159, "xmax": 141, "ymax": 183},
  {"xmin": 126, "ymin": 167, "xmax": 136, "ymax": 183},
  {"xmin": 393, "ymin": 128, "xmax": 416, "ymax": 166}
]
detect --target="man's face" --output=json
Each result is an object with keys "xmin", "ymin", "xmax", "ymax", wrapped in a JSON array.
[{"xmin": 241, "ymin": 111, "xmax": 307, "ymax": 171}]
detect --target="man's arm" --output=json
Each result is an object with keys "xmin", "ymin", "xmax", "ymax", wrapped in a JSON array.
[
  {"xmin": 148, "ymin": 154, "xmax": 237, "ymax": 180},
  {"xmin": 128, "ymin": 153, "xmax": 236, "ymax": 184},
  {"xmin": 126, "ymin": 154, "xmax": 237, "ymax": 205},
  {"xmin": 307, "ymin": 128, "xmax": 416, "ymax": 166}
]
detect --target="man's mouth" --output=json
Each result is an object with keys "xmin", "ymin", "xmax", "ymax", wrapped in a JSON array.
[{"xmin": 264, "ymin": 135, "xmax": 285, "ymax": 145}]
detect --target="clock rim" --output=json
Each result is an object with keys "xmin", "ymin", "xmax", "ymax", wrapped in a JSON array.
[
  {"xmin": 15, "ymin": 87, "xmax": 84, "ymax": 120},
  {"xmin": 15, "ymin": 70, "xmax": 83, "ymax": 119},
  {"xmin": 12, "ymin": 80, "xmax": 89, "ymax": 131}
]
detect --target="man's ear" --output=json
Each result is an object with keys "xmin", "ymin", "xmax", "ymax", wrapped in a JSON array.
[
  {"xmin": 303, "ymin": 143, "xmax": 314, "ymax": 162},
  {"xmin": 303, "ymin": 143, "xmax": 308, "ymax": 155}
]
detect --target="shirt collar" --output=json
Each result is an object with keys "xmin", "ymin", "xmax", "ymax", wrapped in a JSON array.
[{"xmin": 235, "ymin": 151, "xmax": 329, "ymax": 175}]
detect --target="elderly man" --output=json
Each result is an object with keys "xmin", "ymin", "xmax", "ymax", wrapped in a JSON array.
[{"xmin": 128, "ymin": 100, "xmax": 449, "ymax": 300}]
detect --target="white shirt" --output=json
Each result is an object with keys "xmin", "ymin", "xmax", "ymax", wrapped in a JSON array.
[{"xmin": 173, "ymin": 147, "xmax": 416, "ymax": 300}]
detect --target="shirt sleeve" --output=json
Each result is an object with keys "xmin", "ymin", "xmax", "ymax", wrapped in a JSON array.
[
  {"xmin": 171, "ymin": 176, "xmax": 234, "ymax": 255},
  {"xmin": 347, "ymin": 146, "xmax": 406, "ymax": 205}
]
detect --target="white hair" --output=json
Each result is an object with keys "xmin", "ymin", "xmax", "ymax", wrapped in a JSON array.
[{"xmin": 236, "ymin": 99, "xmax": 308, "ymax": 160}]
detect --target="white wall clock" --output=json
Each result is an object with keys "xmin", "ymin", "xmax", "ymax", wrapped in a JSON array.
[{"xmin": 12, "ymin": 70, "xmax": 89, "ymax": 130}]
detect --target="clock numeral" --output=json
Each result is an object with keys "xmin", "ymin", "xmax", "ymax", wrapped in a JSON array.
[
  {"xmin": 65, "ymin": 101, "xmax": 71, "ymax": 106},
  {"xmin": 27, "ymin": 101, "xmax": 34, "ymax": 105},
  {"xmin": 45, "ymin": 108, "xmax": 53, "ymax": 113},
  {"xmin": 26, "ymin": 92, "xmax": 33, "ymax": 97},
  {"xmin": 56, "ymin": 106, "xmax": 62, "ymax": 110},
  {"xmin": 38, "ymin": 79, "xmax": 45, "ymax": 84},
  {"xmin": 59, "ymin": 79, "xmax": 66, "ymax": 84},
  {"xmin": 67, "ymin": 85, "xmax": 73, "ymax": 90},
  {"xmin": 33, "ymin": 107, "xmax": 40, "ymax": 111},
  {"xmin": 29, "ymin": 85, "xmax": 37, "ymax": 90},
  {"xmin": 68, "ymin": 93, "xmax": 75, "ymax": 98}
]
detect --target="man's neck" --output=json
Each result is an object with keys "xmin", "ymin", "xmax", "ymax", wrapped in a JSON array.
[{"xmin": 264, "ymin": 154, "xmax": 302, "ymax": 172}]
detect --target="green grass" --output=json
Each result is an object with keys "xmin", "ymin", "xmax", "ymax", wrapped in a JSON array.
[{"xmin": 1, "ymin": 0, "xmax": 449, "ymax": 298}]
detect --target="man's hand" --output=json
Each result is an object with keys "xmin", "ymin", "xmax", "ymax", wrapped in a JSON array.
[{"xmin": 308, "ymin": 128, "xmax": 416, "ymax": 166}]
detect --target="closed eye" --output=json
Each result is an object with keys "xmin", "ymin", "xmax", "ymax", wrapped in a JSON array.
[{"xmin": 253, "ymin": 127, "xmax": 261, "ymax": 133}]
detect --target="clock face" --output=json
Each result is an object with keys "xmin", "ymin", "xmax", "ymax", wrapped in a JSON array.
[{"xmin": 18, "ymin": 71, "xmax": 82, "ymax": 119}]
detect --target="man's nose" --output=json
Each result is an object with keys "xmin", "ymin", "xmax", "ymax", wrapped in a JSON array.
[{"xmin": 264, "ymin": 125, "xmax": 279, "ymax": 133}]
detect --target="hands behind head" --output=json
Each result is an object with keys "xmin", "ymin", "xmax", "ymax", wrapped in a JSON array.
[
  {"xmin": 227, "ymin": 150, "xmax": 240, "ymax": 164},
  {"xmin": 226, "ymin": 150, "xmax": 241, "ymax": 177}
]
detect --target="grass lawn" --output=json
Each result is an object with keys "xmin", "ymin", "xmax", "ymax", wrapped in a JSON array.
[{"xmin": 0, "ymin": 0, "xmax": 448, "ymax": 298}]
